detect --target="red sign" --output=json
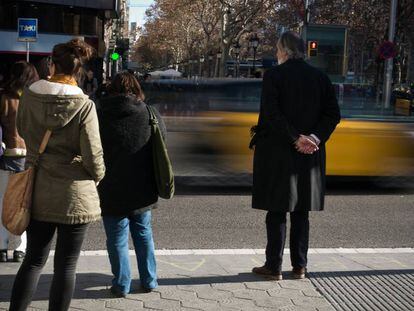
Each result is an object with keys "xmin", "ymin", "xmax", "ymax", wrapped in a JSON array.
[{"xmin": 378, "ymin": 41, "xmax": 397, "ymax": 60}]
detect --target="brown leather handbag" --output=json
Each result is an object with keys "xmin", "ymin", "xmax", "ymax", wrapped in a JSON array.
[{"xmin": 1, "ymin": 130, "xmax": 51, "ymax": 235}]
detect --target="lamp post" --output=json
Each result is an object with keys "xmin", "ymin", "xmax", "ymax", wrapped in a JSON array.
[
  {"xmin": 208, "ymin": 52, "xmax": 214, "ymax": 78},
  {"xmin": 183, "ymin": 61, "xmax": 188, "ymax": 77},
  {"xmin": 215, "ymin": 50, "xmax": 222, "ymax": 77},
  {"xmin": 199, "ymin": 55, "xmax": 205, "ymax": 77},
  {"xmin": 249, "ymin": 33, "xmax": 259, "ymax": 77},
  {"xmin": 233, "ymin": 42, "xmax": 241, "ymax": 78},
  {"xmin": 189, "ymin": 60, "xmax": 194, "ymax": 78}
]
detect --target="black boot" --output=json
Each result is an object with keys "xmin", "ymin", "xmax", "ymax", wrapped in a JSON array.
[
  {"xmin": 0, "ymin": 250, "xmax": 7, "ymax": 263},
  {"xmin": 13, "ymin": 250, "xmax": 25, "ymax": 262}
]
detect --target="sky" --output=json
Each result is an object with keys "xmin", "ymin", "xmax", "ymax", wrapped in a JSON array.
[{"xmin": 129, "ymin": 0, "xmax": 154, "ymax": 27}]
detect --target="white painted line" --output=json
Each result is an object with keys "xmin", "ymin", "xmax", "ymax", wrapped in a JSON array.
[
  {"xmin": 253, "ymin": 249, "xmax": 265, "ymax": 255},
  {"xmin": 232, "ymin": 249, "xmax": 256, "ymax": 255},
  {"xmin": 313, "ymin": 248, "xmax": 338, "ymax": 254},
  {"xmin": 48, "ymin": 248, "xmax": 414, "ymax": 256},
  {"xmin": 156, "ymin": 250, "xmax": 173, "ymax": 256},
  {"xmin": 334, "ymin": 248, "xmax": 359, "ymax": 254},
  {"xmin": 354, "ymin": 248, "xmax": 377, "ymax": 253},
  {"xmin": 193, "ymin": 249, "xmax": 214, "ymax": 255},
  {"xmin": 212, "ymin": 249, "xmax": 235, "ymax": 255}
]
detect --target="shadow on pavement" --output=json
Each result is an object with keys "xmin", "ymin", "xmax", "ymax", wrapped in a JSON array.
[
  {"xmin": 309, "ymin": 268, "xmax": 414, "ymax": 278},
  {"xmin": 1, "ymin": 269, "xmax": 413, "ymax": 302}
]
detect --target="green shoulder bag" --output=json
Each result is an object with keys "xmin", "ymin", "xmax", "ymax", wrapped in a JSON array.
[{"xmin": 146, "ymin": 105, "xmax": 175, "ymax": 199}]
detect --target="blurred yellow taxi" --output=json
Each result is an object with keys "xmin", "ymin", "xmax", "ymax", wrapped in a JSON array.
[
  {"xmin": 143, "ymin": 79, "xmax": 414, "ymax": 178},
  {"xmin": 200, "ymin": 111, "xmax": 414, "ymax": 177}
]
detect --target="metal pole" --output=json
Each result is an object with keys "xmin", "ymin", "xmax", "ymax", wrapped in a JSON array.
[
  {"xmin": 26, "ymin": 41, "xmax": 30, "ymax": 62},
  {"xmin": 236, "ymin": 55, "xmax": 240, "ymax": 78},
  {"xmin": 253, "ymin": 48, "xmax": 256, "ymax": 74},
  {"xmin": 383, "ymin": 0, "xmax": 398, "ymax": 109},
  {"xmin": 235, "ymin": 55, "xmax": 239, "ymax": 78},
  {"xmin": 302, "ymin": 0, "xmax": 310, "ymax": 45}
]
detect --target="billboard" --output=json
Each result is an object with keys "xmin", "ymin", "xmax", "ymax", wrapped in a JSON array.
[{"xmin": 18, "ymin": 0, "xmax": 117, "ymax": 10}]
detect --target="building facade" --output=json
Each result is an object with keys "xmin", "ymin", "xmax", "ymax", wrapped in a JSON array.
[{"xmin": 0, "ymin": 0, "xmax": 120, "ymax": 83}]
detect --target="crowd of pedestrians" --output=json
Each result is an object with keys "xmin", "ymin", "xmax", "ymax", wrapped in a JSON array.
[{"xmin": 0, "ymin": 31, "xmax": 340, "ymax": 310}]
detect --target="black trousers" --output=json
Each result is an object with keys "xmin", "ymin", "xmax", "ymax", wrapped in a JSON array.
[
  {"xmin": 265, "ymin": 211, "xmax": 309, "ymax": 272},
  {"xmin": 9, "ymin": 220, "xmax": 89, "ymax": 311}
]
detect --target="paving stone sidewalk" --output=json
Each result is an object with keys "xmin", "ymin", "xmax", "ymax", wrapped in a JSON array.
[{"xmin": 0, "ymin": 252, "xmax": 413, "ymax": 311}]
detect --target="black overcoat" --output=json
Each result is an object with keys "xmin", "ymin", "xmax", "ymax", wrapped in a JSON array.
[
  {"xmin": 252, "ymin": 59, "xmax": 340, "ymax": 212},
  {"xmin": 97, "ymin": 95, "xmax": 166, "ymax": 217}
]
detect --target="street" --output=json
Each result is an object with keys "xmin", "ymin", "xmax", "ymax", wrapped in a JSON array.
[
  {"xmin": 3, "ymin": 183, "xmax": 412, "ymax": 311},
  {"xmin": 83, "ymin": 184, "xmax": 414, "ymax": 250}
]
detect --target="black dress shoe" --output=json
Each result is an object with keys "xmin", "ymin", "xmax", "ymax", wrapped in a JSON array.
[
  {"xmin": 110, "ymin": 286, "xmax": 127, "ymax": 298},
  {"xmin": 0, "ymin": 250, "xmax": 7, "ymax": 263},
  {"xmin": 140, "ymin": 286, "xmax": 153, "ymax": 293},
  {"xmin": 13, "ymin": 251, "xmax": 25, "ymax": 262}
]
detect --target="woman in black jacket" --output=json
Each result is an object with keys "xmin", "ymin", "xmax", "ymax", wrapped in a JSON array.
[{"xmin": 98, "ymin": 72, "xmax": 166, "ymax": 296}]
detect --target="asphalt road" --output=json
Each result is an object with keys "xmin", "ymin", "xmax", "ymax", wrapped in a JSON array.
[{"xmin": 82, "ymin": 184, "xmax": 414, "ymax": 250}]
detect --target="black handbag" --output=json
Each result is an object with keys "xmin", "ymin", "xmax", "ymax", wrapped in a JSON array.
[{"xmin": 146, "ymin": 105, "xmax": 175, "ymax": 199}]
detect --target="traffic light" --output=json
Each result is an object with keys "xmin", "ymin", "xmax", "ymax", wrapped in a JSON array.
[
  {"xmin": 308, "ymin": 41, "xmax": 318, "ymax": 57},
  {"xmin": 115, "ymin": 38, "xmax": 130, "ymax": 56},
  {"xmin": 110, "ymin": 52, "xmax": 120, "ymax": 61}
]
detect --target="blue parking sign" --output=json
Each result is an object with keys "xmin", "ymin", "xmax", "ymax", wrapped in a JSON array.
[{"xmin": 18, "ymin": 18, "xmax": 38, "ymax": 42}]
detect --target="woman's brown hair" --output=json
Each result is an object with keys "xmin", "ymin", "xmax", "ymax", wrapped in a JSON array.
[
  {"xmin": 5, "ymin": 61, "xmax": 39, "ymax": 96},
  {"xmin": 52, "ymin": 39, "xmax": 94, "ymax": 76},
  {"xmin": 109, "ymin": 72, "xmax": 145, "ymax": 101}
]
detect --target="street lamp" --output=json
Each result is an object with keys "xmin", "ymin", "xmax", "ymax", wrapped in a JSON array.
[
  {"xmin": 199, "ymin": 55, "xmax": 205, "ymax": 77},
  {"xmin": 215, "ymin": 50, "xmax": 222, "ymax": 77},
  {"xmin": 249, "ymin": 33, "xmax": 259, "ymax": 76},
  {"xmin": 208, "ymin": 52, "xmax": 214, "ymax": 78},
  {"xmin": 233, "ymin": 42, "xmax": 241, "ymax": 78},
  {"xmin": 189, "ymin": 60, "xmax": 194, "ymax": 78},
  {"xmin": 183, "ymin": 61, "xmax": 188, "ymax": 76}
]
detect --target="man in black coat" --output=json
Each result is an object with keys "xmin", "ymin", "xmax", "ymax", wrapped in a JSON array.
[{"xmin": 251, "ymin": 31, "xmax": 340, "ymax": 280}]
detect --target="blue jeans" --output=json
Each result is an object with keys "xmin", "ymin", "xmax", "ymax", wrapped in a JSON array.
[{"xmin": 103, "ymin": 211, "xmax": 157, "ymax": 294}]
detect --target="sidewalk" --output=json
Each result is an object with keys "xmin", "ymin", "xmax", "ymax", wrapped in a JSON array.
[{"xmin": 0, "ymin": 249, "xmax": 413, "ymax": 311}]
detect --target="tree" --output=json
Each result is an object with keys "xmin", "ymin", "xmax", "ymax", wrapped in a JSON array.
[
  {"xmin": 133, "ymin": 0, "xmax": 412, "ymax": 85},
  {"xmin": 132, "ymin": 0, "xmax": 276, "ymax": 75}
]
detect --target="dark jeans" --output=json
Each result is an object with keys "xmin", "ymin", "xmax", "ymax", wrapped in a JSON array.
[
  {"xmin": 265, "ymin": 211, "xmax": 309, "ymax": 272},
  {"xmin": 9, "ymin": 220, "xmax": 89, "ymax": 311}
]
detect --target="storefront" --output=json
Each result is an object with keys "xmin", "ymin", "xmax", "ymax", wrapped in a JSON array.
[{"xmin": 0, "ymin": 0, "xmax": 119, "ymax": 82}]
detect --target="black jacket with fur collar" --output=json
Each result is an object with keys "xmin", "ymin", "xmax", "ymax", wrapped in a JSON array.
[{"xmin": 97, "ymin": 94, "xmax": 166, "ymax": 216}]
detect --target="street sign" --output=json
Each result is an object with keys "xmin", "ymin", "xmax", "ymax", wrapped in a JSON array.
[
  {"xmin": 18, "ymin": 18, "xmax": 38, "ymax": 42},
  {"xmin": 378, "ymin": 41, "xmax": 397, "ymax": 60}
]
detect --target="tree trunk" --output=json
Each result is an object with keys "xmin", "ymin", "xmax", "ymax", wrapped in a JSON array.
[
  {"xmin": 407, "ymin": 31, "xmax": 414, "ymax": 82},
  {"xmin": 220, "ymin": 43, "xmax": 230, "ymax": 77}
]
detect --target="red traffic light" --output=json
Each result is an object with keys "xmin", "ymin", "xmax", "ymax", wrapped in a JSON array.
[
  {"xmin": 308, "ymin": 41, "xmax": 318, "ymax": 57},
  {"xmin": 309, "ymin": 41, "xmax": 318, "ymax": 50}
]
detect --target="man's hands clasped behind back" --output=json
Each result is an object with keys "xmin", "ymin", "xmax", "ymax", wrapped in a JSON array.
[{"xmin": 295, "ymin": 135, "xmax": 319, "ymax": 155}]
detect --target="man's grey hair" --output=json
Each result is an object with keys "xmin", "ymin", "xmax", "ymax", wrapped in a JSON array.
[{"xmin": 278, "ymin": 31, "xmax": 305, "ymax": 59}]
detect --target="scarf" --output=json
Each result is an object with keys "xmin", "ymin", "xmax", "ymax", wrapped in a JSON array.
[{"xmin": 48, "ymin": 74, "xmax": 78, "ymax": 86}]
